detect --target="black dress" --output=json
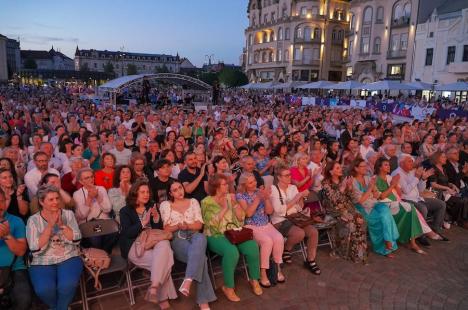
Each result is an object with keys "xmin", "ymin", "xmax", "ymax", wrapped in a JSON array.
[{"xmin": 429, "ymin": 167, "xmax": 468, "ymax": 224}]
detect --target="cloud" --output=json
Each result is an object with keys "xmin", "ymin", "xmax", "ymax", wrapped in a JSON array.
[{"xmin": 11, "ymin": 34, "xmax": 79, "ymax": 45}]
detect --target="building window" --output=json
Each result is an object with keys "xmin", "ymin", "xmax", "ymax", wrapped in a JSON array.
[
  {"xmin": 295, "ymin": 27, "xmax": 302, "ymax": 39},
  {"xmin": 278, "ymin": 49, "xmax": 283, "ymax": 61},
  {"xmin": 248, "ymin": 53, "xmax": 253, "ymax": 65},
  {"xmin": 446, "ymin": 46, "xmax": 456, "ymax": 64},
  {"xmin": 249, "ymin": 34, "xmax": 253, "ymax": 46},
  {"xmin": 313, "ymin": 28, "xmax": 320, "ymax": 40},
  {"xmin": 350, "ymin": 13, "xmax": 355, "ymax": 30},
  {"xmin": 269, "ymin": 51, "xmax": 274, "ymax": 62},
  {"xmin": 394, "ymin": 4, "xmax": 402, "ymax": 20},
  {"xmin": 304, "ymin": 27, "xmax": 312, "ymax": 41},
  {"xmin": 429, "ymin": 32, "xmax": 434, "ymax": 38},
  {"xmin": 391, "ymin": 34, "xmax": 399, "ymax": 51},
  {"xmin": 300, "ymin": 7, "xmax": 307, "ymax": 17},
  {"xmin": 349, "ymin": 40, "xmax": 353, "ymax": 57},
  {"xmin": 360, "ymin": 37, "xmax": 370, "ymax": 54},
  {"xmin": 278, "ymin": 27, "xmax": 283, "ymax": 40},
  {"xmin": 294, "ymin": 47, "xmax": 301, "ymax": 61},
  {"xmin": 363, "ymin": 7, "xmax": 372, "ymax": 24},
  {"xmin": 403, "ymin": 3, "xmax": 411, "ymax": 17},
  {"xmin": 373, "ymin": 37, "xmax": 381, "ymax": 54},
  {"xmin": 262, "ymin": 52, "xmax": 267, "ymax": 63},
  {"xmin": 252, "ymin": 16, "xmax": 256, "ymax": 26},
  {"xmin": 400, "ymin": 33, "xmax": 408, "ymax": 50},
  {"xmin": 346, "ymin": 66, "xmax": 353, "ymax": 77},
  {"xmin": 425, "ymin": 48, "xmax": 433, "ymax": 66},
  {"xmin": 271, "ymin": 12, "xmax": 275, "ymax": 22},
  {"xmin": 285, "ymin": 28, "xmax": 290, "ymax": 40},
  {"xmin": 462, "ymin": 45, "xmax": 468, "ymax": 62},
  {"xmin": 282, "ymin": 6, "xmax": 287, "ymax": 18},
  {"xmin": 387, "ymin": 64, "xmax": 405, "ymax": 78},
  {"xmin": 94, "ymin": 63, "xmax": 97, "ymax": 68},
  {"xmin": 313, "ymin": 48, "xmax": 320, "ymax": 60},
  {"xmin": 311, "ymin": 6, "xmax": 318, "ymax": 15},
  {"xmin": 285, "ymin": 49, "xmax": 289, "ymax": 61},
  {"xmin": 264, "ymin": 14, "xmax": 267, "ymax": 24},
  {"xmin": 376, "ymin": 7, "xmax": 384, "ymax": 23},
  {"xmin": 263, "ymin": 32, "xmax": 268, "ymax": 42}
]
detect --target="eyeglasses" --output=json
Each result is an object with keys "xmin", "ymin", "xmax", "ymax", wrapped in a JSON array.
[{"xmin": 81, "ymin": 175, "xmax": 94, "ymax": 180}]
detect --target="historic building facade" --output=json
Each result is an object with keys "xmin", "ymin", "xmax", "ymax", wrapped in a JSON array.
[
  {"xmin": 346, "ymin": 0, "xmax": 421, "ymax": 83},
  {"xmin": 74, "ymin": 48, "xmax": 182, "ymax": 77},
  {"xmin": 244, "ymin": 0, "xmax": 350, "ymax": 83},
  {"xmin": 21, "ymin": 47, "xmax": 74, "ymax": 71},
  {"xmin": 412, "ymin": 2, "xmax": 468, "ymax": 85},
  {"xmin": 0, "ymin": 35, "xmax": 8, "ymax": 82}
]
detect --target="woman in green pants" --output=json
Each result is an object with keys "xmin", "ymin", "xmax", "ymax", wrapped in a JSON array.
[{"xmin": 201, "ymin": 173, "xmax": 262, "ymax": 302}]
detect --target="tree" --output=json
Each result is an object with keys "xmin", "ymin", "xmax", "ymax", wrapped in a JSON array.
[
  {"xmin": 198, "ymin": 72, "xmax": 218, "ymax": 86},
  {"xmin": 218, "ymin": 68, "xmax": 248, "ymax": 88},
  {"xmin": 127, "ymin": 63, "xmax": 137, "ymax": 75},
  {"xmin": 23, "ymin": 58, "xmax": 37, "ymax": 70},
  {"xmin": 79, "ymin": 63, "xmax": 89, "ymax": 72},
  {"xmin": 103, "ymin": 62, "xmax": 115, "ymax": 74},
  {"xmin": 155, "ymin": 64, "xmax": 169, "ymax": 73}
]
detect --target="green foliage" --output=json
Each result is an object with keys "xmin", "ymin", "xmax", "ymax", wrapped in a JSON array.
[
  {"xmin": 24, "ymin": 58, "xmax": 37, "ymax": 70},
  {"xmin": 218, "ymin": 68, "xmax": 248, "ymax": 88},
  {"xmin": 198, "ymin": 72, "xmax": 218, "ymax": 86},
  {"xmin": 154, "ymin": 64, "xmax": 169, "ymax": 73},
  {"xmin": 127, "ymin": 63, "xmax": 137, "ymax": 75}
]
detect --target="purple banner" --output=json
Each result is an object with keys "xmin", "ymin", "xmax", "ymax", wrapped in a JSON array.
[{"xmin": 436, "ymin": 109, "xmax": 468, "ymax": 120}]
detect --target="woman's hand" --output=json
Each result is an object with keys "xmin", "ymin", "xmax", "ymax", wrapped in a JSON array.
[{"xmin": 16, "ymin": 184, "xmax": 26, "ymax": 197}]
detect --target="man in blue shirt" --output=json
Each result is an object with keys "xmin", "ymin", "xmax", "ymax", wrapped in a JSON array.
[{"xmin": 0, "ymin": 188, "xmax": 31, "ymax": 310}]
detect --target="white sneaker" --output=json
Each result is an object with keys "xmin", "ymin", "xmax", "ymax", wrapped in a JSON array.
[{"xmin": 443, "ymin": 221, "xmax": 451, "ymax": 229}]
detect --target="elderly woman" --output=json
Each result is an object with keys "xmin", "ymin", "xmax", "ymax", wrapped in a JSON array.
[
  {"xmin": 26, "ymin": 185, "xmax": 83, "ymax": 310},
  {"xmin": 321, "ymin": 161, "xmax": 368, "ymax": 263},
  {"xmin": 201, "ymin": 173, "xmax": 262, "ymax": 302},
  {"xmin": 350, "ymin": 159, "xmax": 399, "ymax": 258},
  {"xmin": 130, "ymin": 153, "xmax": 151, "ymax": 180},
  {"xmin": 108, "ymin": 165, "xmax": 136, "ymax": 223},
  {"xmin": 374, "ymin": 158, "xmax": 426, "ymax": 254},
  {"xmin": 133, "ymin": 134, "xmax": 149, "ymax": 155},
  {"xmin": 160, "ymin": 181, "xmax": 216, "ymax": 310},
  {"xmin": 0, "ymin": 168, "xmax": 29, "ymax": 223},
  {"xmin": 119, "ymin": 179, "xmax": 176, "ymax": 309},
  {"xmin": 270, "ymin": 165, "xmax": 320, "ymax": 273},
  {"xmin": 237, "ymin": 173, "xmax": 285, "ymax": 287},
  {"xmin": 72, "ymin": 167, "xmax": 115, "ymax": 253}
]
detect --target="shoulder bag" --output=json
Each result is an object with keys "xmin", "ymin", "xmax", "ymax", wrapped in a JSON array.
[
  {"xmin": 135, "ymin": 228, "xmax": 172, "ymax": 258},
  {"xmin": 81, "ymin": 248, "xmax": 110, "ymax": 291},
  {"xmin": 223, "ymin": 195, "xmax": 253, "ymax": 244},
  {"xmin": 276, "ymin": 184, "xmax": 316, "ymax": 229}
]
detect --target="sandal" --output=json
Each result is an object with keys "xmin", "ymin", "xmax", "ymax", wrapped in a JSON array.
[
  {"xmin": 178, "ymin": 278, "xmax": 192, "ymax": 297},
  {"xmin": 144, "ymin": 286, "xmax": 159, "ymax": 304},
  {"xmin": 259, "ymin": 280, "xmax": 271, "ymax": 288},
  {"xmin": 305, "ymin": 260, "xmax": 321, "ymax": 275},
  {"xmin": 282, "ymin": 250, "xmax": 293, "ymax": 264}
]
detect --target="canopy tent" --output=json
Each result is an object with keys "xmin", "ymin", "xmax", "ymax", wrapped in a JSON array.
[
  {"xmin": 272, "ymin": 81, "xmax": 307, "ymax": 89},
  {"xmin": 322, "ymin": 80, "xmax": 364, "ymax": 90},
  {"xmin": 405, "ymin": 81, "xmax": 434, "ymax": 90},
  {"xmin": 362, "ymin": 80, "xmax": 419, "ymax": 91},
  {"xmin": 434, "ymin": 81, "xmax": 468, "ymax": 91},
  {"xmin": 298, "ymin": 80, "xmax": 336, "ymax": 89}
]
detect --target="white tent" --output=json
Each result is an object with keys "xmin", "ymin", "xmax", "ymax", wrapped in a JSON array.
[
  {"xmin": 322, "ymin": 80, "xmax": 364, "ymax": 90},
  {"xmin": 298, "ymin": 80, "xmax": 336, "ymax": 89},
  {"xmin": 272, "ymin": 81, "xmax": 307, "ymax": 89},
  {"xmin": 240, "ymin": 82, "xmax": 274, "ymax": 90},
  {"xmin": 405, "ymin": 81, "xmax": 434, "ymax": 90},
  {"xmin": 363, "ymin": 80, "xmax": 419, "ymax": 91},
  {"xmin": 434, "ymin": 81, "xmax": 468, "ymax": 91}
]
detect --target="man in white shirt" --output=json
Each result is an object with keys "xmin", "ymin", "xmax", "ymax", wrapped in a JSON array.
[
  {"xmin": 109, "ymin": 138, "xmax": 132, "ymax": 166},
  {"xmin": 392, "ymin": 154, "xmax": 447, "ymax": 239},
  {"xmin": 27, "ymin": 142, "xmax": 64, "ymax": 174},
  {"xmin": 307, "ymin": 149, "xmax": 324, "ymax": 192},
  {"xmin": 24, "ymin": 151, "xmax": 60, "ymax": 198}
]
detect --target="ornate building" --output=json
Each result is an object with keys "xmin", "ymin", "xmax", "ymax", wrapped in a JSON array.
[
  {"xmin": 21, "ymin": 47, "xmax": 74, "ymax": 71},
  {"xmin": 244, "ymin": 0, "xmax": 350, "ymax": 83},
  {"xmin": 412, "ymin": 1, "xmax": 468, "ymax": 85},
  {"xmin": 345, "ymin": 0, "xmax": 445, "ymax": 83},
  {"xmin": 74, "ymin": 48, "xmax": 182, "ymax": 77},
  {"xmin": 0, "ymin": 35, "xmax": 8, "ymax": 82}
]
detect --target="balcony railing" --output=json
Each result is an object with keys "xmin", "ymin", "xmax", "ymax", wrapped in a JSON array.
[
  {"xmin": 391, "ymin": 16, "xmax": 410, "ymax": 28},
  {"xmin": 293, "ymin": 59, "xmax": 320, "ymax": 66},
  {"xmin": 294, "ymin": 37, "xmax": 321, "ymax": 44},
  {"xmin": 387, "ymin": 49, "xmax": 407, "ymax": 59}
]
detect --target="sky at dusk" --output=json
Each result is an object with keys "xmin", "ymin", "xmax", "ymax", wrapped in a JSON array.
[{"xmin": 0, "ymin": 0, "xmax": 249, "ymax": 67}]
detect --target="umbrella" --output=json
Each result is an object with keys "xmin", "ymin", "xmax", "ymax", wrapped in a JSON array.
[
  {"xmin": 272, "ymin": 81, "xmax": 307, "ymax": 89},
  {"xmin": 298, "ymin": 80, "xmax": 336, "ymax": 89},
  {"xmin": 405, "ymin": 81, "xmax": 434, "ymax": 90},
  {"xmin": 322, "ymin": 80, "xmax": 364, "ymax": 90},
  {"xmin": 363, "ymin": 80, "xmax": 419, "ymax": 91},
  {"xmin": 434, "ymin": 81, "xmax": 468, "ymax": 91}
]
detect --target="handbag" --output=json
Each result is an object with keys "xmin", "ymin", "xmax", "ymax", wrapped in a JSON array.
[
  {"xmin": 81, "ymin": 248, "xmax": 110, "ymax": 290},
  {"xmin": 135, "ymin": 228, "xmax": 172, "ymax": 258},
  {"xmin": 275, "ymin": 185, "xmax": 316, "ymax": 228},
  {"xmin": 224, "ymin": 223, "xmax": 253, "ymax": 244},
  {"xmin": 223, "ymin": 195, "xmax": 253, "ymax": 244}
]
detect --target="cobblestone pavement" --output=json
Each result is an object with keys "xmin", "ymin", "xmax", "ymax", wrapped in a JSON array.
[{"xmin": 66, "ymin": 227, "xmax": 468, "ymax": 310}]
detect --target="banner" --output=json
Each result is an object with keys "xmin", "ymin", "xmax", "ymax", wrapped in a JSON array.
[{"xmin": 436, "ymin": 109, "xmax": 468, "ymax": 120}]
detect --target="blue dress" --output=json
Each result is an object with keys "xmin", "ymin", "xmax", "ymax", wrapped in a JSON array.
[{"xmin": 353, "ymin": 178, "xmax": 399, "ymax": 256}]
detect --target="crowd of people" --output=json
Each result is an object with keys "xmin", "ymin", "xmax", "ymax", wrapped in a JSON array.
[{"xmin": 0, "ymin": 84, "xmax": 467, "ymax": 310}]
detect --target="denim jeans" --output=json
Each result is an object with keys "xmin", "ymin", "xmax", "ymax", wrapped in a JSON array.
[
  {"xmin": 29, "ymin": 256, "xmax": 83, "ymax": 310},
  {"xmin": 171, "ymin": 231, "xmax": 216, "ymax": 304}
]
